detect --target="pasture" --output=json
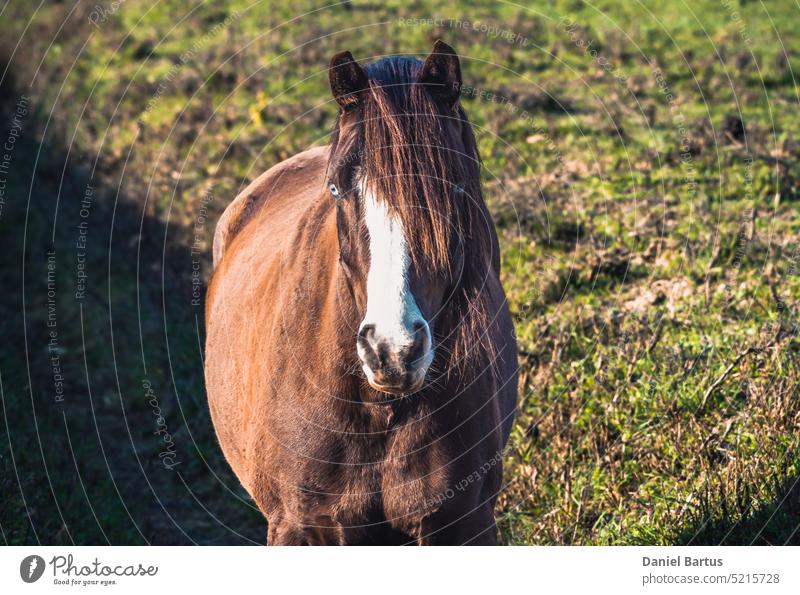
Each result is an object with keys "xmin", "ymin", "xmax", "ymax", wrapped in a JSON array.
[{"xmin": 0, "ymin": 0, "xmax": 799, "ymax": 545}]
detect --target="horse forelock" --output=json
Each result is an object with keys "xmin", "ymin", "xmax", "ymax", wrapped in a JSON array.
[{"xmin": 330, "ymin": 57, "xmax": 488, "ymax": 271}]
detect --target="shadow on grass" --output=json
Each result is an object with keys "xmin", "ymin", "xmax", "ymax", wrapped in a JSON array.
[{"xmin": 0, "ymin": 61, "xmax": 263, "ymax": 545}]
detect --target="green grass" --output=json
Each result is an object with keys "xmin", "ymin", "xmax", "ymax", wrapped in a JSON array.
[{"xmin": 1, "ymin": 0, "xmax": 799, "ymax": 545}]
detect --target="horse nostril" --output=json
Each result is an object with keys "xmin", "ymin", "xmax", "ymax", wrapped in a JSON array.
[
  {"xmin": 357, "ymin": 324, "xmax": 382, "ymax": 369},
  {"xmin": 358, "ymin": 324, "xmax": 376, "ymax": 345},
  {"xmin": 405, "ymin": 321, "xmax": 429, "ymax": 368}
]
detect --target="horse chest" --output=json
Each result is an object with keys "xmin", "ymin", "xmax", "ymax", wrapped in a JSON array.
[
  {"xmin": 380, "ymin": 439, "xmax": 451, "ymax": 530},
  {"xmin": 330, "ymin": 417, "xmax": 451, "ymax": 533}
]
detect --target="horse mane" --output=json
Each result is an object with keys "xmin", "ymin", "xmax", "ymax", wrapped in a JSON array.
[{"xmin": 330, "ymin": 56, "xmax": 497, "ymax": 381}]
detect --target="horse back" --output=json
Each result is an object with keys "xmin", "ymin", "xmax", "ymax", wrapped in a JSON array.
[{"xmin": 212, "ymin": 145, "xmax": 330, "ymax": 268}]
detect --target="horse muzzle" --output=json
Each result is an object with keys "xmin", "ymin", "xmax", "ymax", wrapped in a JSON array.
[{"xmin": 356, "ymin": 321, "xmax": 433, "ymax": 394}]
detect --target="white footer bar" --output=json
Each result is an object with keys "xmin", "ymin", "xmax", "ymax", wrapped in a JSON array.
[{"xmin": 1, "ymin": 546, "xmax": 797, "ymax": 594}]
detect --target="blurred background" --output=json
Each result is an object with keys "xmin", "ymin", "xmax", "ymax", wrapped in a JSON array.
[{"xmin": 0, "ymin": 0, "xmax": 799, "ymax": 545}]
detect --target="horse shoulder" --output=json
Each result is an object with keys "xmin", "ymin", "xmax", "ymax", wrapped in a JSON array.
[{"xmin": 212, "ymin": 145, "xmax": 330, "ymax": 268}]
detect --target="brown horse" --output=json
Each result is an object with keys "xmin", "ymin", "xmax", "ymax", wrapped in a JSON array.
[{"xmin": 205, "ymin": 41, "xmax": 518, "ymax": 545}]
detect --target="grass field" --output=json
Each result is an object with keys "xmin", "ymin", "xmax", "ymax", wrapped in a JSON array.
[{"xmin": 1, "ymin": 0, "xmax": 799, "ymax": 545}]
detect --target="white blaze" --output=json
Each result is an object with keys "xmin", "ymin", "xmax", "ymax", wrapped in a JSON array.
[{"xmin": 358, "ymin": 182, "xmax": 432, "ymax": 373}]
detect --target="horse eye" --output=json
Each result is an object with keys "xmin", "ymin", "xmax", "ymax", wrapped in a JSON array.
[{"xmin": 329, "ymin": 183, "xmax": 340, "ymax": 198}]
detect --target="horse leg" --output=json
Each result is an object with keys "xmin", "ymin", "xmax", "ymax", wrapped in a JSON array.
[
  {"xmin": 265, "ymin": 508, "xmax": 310, "ymax": 545},
  {"xmin": 267, "ymin": 512, "xmax": 345, "ymax": 545},
  {"xmin": 267, "ymin": 519, "xmax": 309, "ymax": 545}
]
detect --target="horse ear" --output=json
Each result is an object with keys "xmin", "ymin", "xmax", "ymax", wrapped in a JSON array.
[
  {"xmin": 419, "ymin": 40, "xmax": 462, "ymax": 109},
  {"xmin": 329, "ymin": 51, "xmax": 368, "ymax": 110}
]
